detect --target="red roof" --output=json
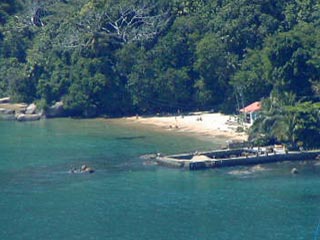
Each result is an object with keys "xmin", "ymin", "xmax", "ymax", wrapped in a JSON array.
[{"xmin": 240, "ymin": 101, "xmax": 261, "ymax": 113}]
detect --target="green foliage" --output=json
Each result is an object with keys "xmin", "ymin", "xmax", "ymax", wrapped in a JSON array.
[
  {"xmin": 231, "ymin": 49, "xmax": 272, "ymax": 107},
  {"xmin": 263, "ymin": 23, "xmax": 318, "ymax": 97},
  {"xmin": 0, "ymin": 0, "xmax": 319, "ymax": 149},
  {"xmin": 62, "ymin": 57, "xmax": 114, "ymax": 117},
  {"xmin": 195, "ymin": 33, "xmax": 236, "ymax": 106},
  {"xmin": 250, "ymin": 92, "xmax": 320, "ymax": 148},
  {"xmin": 311, "ymin": 80, "xmax": 320, "ymax": 96},
  {"xmin": 0, "ymin": 0, "xmax": 22, "ymax": 25}
]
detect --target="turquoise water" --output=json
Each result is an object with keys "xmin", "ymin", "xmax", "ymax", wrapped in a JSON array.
[{"xmin": 1, "ymin": 119, "xmax": 320, "ymax": 240}]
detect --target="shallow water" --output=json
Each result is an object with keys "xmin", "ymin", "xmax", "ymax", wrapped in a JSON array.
[{"xmin": 0, "ymin": 119, "xmax": 320, "ymax": 240}]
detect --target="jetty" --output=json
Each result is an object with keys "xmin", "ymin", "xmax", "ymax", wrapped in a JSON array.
[{"xmin": 153, "ymin": 147, "xmax": 320, "ymax": 170}]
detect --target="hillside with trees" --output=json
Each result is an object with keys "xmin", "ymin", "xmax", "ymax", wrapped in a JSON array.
[{"xmin": 0, "ymin": 0, "xmax": 319, "ymax": 146}]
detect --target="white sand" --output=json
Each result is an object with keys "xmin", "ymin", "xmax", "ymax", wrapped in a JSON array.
[{"xmin": 125, "ymin": 112, "xmax": 248, "ymax": 141}]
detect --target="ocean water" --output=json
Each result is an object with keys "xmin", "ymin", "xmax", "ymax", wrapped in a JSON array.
[{"xmin": 0, "ymin": 119, "xmax": 320, "ymax": 240}]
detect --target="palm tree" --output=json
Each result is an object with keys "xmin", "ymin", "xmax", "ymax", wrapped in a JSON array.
[
  {"xmin": 249, "ymin": 91, "xmax": 298, "ymax": 147},
  {"xmin": 271, "ymin": 109, "xmax": 298, "ymax": 146}
]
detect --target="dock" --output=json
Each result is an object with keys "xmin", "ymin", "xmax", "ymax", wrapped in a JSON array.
[{"xmin": 153, "ymin": 148, "xmax": 320, "ymax": 170}]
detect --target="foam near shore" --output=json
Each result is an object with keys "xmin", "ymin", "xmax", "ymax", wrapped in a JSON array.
[{"xmin": 125, "ymin": 112, "xmax": 248, "ymax": 141}]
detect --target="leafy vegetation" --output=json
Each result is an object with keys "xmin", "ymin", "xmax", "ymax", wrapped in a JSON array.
[
  {"xmin": 0, "ymin": 0, "xmax": 319, "ymax": 145},
  {"xmin": 249, "ymin": 91, "xmax": 320, "ymax": 148}
]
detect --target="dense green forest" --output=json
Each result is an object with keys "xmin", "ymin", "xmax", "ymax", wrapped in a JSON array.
[{"xmin": 0, "ymin": 0, "xmax": 319, "ymax": 146}]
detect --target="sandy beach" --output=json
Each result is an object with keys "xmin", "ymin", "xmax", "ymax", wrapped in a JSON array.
[{"xmin": 125, "ymin": 112, "xmax": 248, "ymax": 141}]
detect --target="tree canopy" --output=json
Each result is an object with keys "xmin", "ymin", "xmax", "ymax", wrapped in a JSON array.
[{"xmin": 0, "ymin": 0, "xmax": 319, "ymax": 121}]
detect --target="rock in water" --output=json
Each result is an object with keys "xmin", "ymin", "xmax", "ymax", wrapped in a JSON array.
[
  {"xmin": 0, "ymin": 97, "xmax": 10, "ymax": 103},
  {"xmin": 0, "ymin": 108, "xmax": 14, "ymax": 115},
  {"xmin": 45, "ymin": 101, "xmax": 65, "ymax": 118},
  {"xmin": 26, "ymin": 103, "xmax": 37, "ymax": 114},
  {"xmin": 16, "ymin": 113, "xmax": 41, "ymax": 121},
  {"xmin": 291, "ymin": 168, "xmax": 299, "ymax": 174}
]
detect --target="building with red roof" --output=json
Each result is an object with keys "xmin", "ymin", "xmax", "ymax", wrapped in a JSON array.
[{"xmin": 240, "ymin": 101, "xmax": 262, "ymax": 124}]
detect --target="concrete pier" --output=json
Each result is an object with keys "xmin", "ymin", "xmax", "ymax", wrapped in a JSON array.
[{"xmin": 155, "ymin": 149, "xmax": 320, "ymax": 170}]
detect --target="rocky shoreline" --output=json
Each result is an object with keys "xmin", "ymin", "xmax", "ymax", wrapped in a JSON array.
[{"xmin": 0, "ymin": 97, "xmax": 65, "ymax": 121}]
